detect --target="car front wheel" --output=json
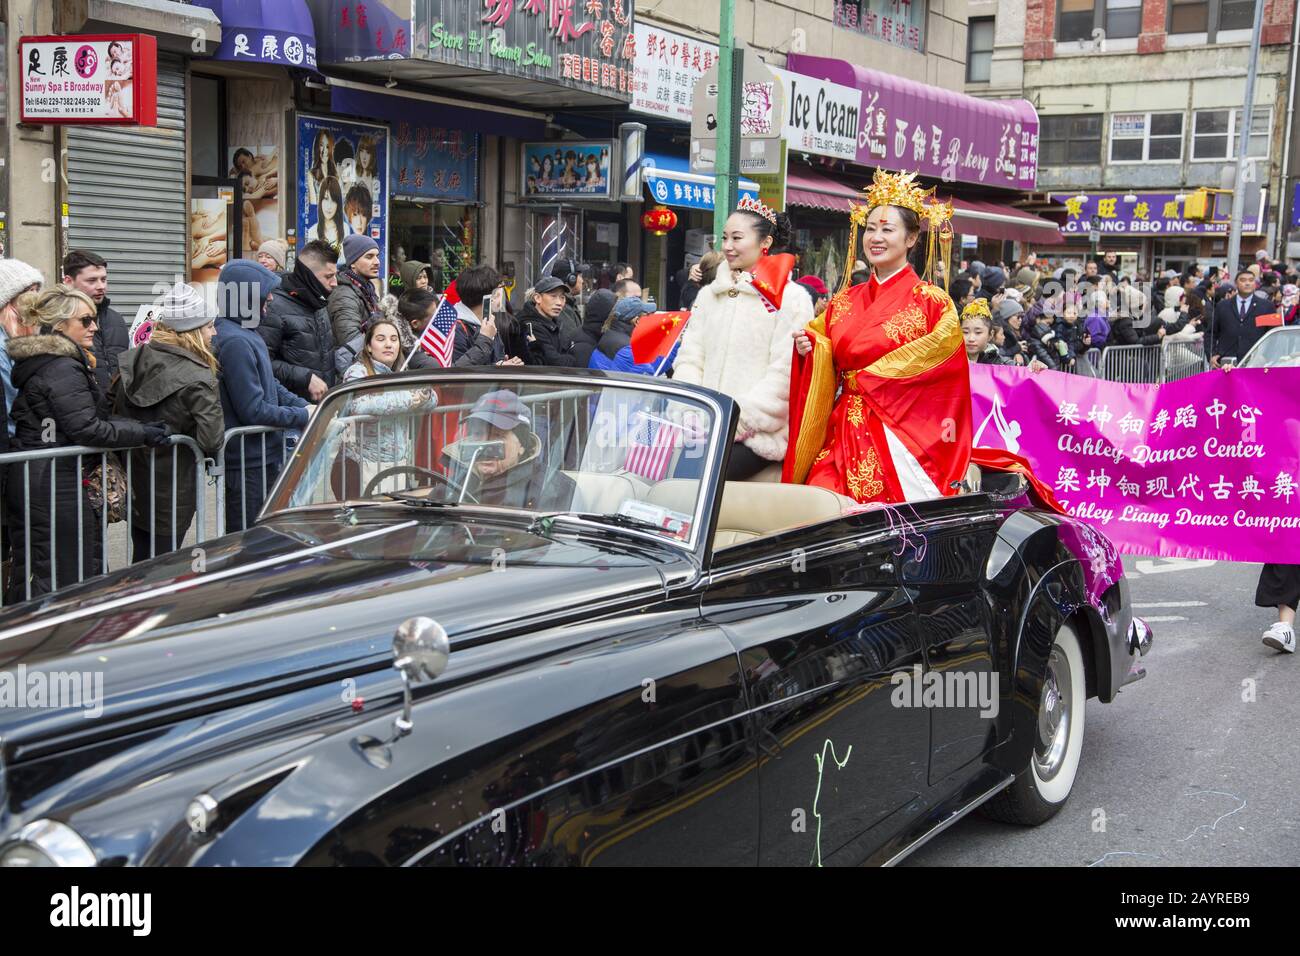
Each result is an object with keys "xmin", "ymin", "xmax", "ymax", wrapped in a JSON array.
[{"xmin": 982, "ymin": 623, "xmax": 1086, "ymax": 825}]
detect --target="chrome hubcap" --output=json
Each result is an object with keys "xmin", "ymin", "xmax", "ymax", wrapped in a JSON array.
[{"xmin": 1034, "ymin": 645, "xmax": 1072, "ymax": 781}]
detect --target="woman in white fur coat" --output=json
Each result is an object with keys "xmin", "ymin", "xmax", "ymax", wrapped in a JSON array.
[{"xmin": 672, "ymin": 202, "xmax": 813, "ymax": 480}]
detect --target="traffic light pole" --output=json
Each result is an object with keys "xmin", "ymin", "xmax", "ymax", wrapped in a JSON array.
[
  {"xmin": 713, "ymin": 1, "xmax": 742, "ymax": 239},
  {"xmin": 1226, "ymin": 0, "xmax": 1265, "ymax": 274}
]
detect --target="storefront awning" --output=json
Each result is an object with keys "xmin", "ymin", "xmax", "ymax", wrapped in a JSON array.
[
  {"xmin": 786, "ymin": 168, "xmax": 861, "ymax": 213},
  {"xmin": 642, "ymin": 154, "xmax": 758, "ymax": 210},
  {"xmin": 950, "ymin": 199, "xmax": 1064, "ymax": 245},
  {"xmin": 787, "ymin": 53, "xmax": 1039, "ymax": 191},
  {"xmin": 786, "ymin": 167, "xmax": 1062, "ymax": 244},
  {"xmin": 190, "ymin": 0, "xmax": 317, "ymax": 70},
  {"xmin": 329, "ymin": 80, "xmax": 547, "ymax": 141}
]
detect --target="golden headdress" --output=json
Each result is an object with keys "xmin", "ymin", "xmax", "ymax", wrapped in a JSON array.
[
  {"xmin": 840, "ymin": 168, "xmax": 955, "ymax": 295},
  {"xmin": 960, "ymin": 297, "xmax": 992, "ymax": 322}
]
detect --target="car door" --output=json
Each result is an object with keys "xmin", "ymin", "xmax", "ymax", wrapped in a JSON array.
[
  {"xmin": 702, "ymin": 513, "xmax": 928, "ymax": 867},
  {"xmin": 897, "ymin": 496, "xmax": 1006, "ymax": 786}
]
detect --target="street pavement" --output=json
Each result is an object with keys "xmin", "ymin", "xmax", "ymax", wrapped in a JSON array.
[{"xmin": 906, "ymin": 555, "xmax": 1300, "ymax": 867}]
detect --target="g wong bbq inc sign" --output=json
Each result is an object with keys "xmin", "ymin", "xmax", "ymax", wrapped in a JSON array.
[
  {"xmin": 19, "ymin": 34, "xmax": 157, "ymax": 125},
  {"xmin": 416, "ymin": 0, "xmax": 636, "ymax": 100},
  {"xmin": 1057, "ymin": 192, "xmax": 1263, "ymax": 236}
]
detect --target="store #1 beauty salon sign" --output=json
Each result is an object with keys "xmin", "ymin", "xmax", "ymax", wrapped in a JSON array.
[{"xmin": 19, "ymin": 34, "xmax": 158, "ymax": 125}]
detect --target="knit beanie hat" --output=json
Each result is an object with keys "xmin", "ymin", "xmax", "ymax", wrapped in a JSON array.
[
  {"xmin": 0, "ymin": 258, "xmax": 45, "ymax": 311},
  {"xmin": 217, "ymin": 259, "xmax": 281, "ymax": 323},
  {"xmin": 156, "ymin": 282, "xmax": 213, "ymax": 331},
  {"xmin": 258, "ymin": 239, "xmax": 288, "ymax": 271},
  {"xmin": 343, "ymin": 233, "xmax": 378, "ymax": 266}
]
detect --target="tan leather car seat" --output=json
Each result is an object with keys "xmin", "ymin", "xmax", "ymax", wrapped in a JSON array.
[{"xmin": 645, "ymin": 479, "xmax": 855, "ymax": 548}]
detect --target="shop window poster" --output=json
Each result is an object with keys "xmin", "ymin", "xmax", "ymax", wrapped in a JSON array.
[
  {"xmin": 391, "ymin": 122, "xmax": 478, "ymax": 202},
  {"xmin": 297, "ymin": 114, "xmax": 389, "ymax": 268},
  {"xmin": 190, "ymin": 198, "xmax": 228, "ymax": 289},
  {"xmin": 230, "ymin": 145, "xmax": 280, "ymax": 255},
  {"xmin": 522, "ymin": 141, "xmax": 614, "ymax": 200}
]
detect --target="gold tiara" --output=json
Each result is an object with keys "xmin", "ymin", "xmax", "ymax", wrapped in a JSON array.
[
  {"xmin": 849, "ymin": 168, "xmax": 952, "ymax": 227},
  {"xmin": 961, "ymin": 298, "xmax": 992, "ymax": 321},
  {"xmin": 737, "ymin": 195, "xmax": 777, "ymax": 225}
]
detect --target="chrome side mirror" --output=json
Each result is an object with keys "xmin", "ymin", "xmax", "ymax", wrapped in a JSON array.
[{"xmin": 392, "ymin": 617, "xmax": 449, "ymax": 736}]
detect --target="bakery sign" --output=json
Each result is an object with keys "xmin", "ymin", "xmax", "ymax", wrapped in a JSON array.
[{"xmin": 19, "ymin": 34, "xmax": 158, "ymax": 125}]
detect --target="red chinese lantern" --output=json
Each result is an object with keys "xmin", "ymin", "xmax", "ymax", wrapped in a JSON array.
[{"xmin": 641, "ymin": 204, "xmax": 678, "ymax": 236}]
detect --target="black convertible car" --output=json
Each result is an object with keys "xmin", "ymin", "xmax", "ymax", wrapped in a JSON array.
[{"xmin": 0, "ymin": 368, "xmax": 1150, "ymax": 867}]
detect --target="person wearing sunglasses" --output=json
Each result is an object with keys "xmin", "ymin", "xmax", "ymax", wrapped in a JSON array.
[{"xmin": 4, "ymin": 284, "xmax": 169, "ymax": 600}]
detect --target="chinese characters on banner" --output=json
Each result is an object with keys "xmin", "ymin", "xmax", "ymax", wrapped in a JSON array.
[
  {"xmin": 390, "ymin": 123, "xmax": 478, "ymax": 202},
  {"xmin": 970, "ymin": 364, "xmax": 1300, "ymax": 564},
  {"xmin": 309, "ymin": 0, "xmax": 410, "ymax": 60},
  {"xmin": 1058, "ymin": 192, "xmax": 1263, "ymax": 236},
  {"xmin": 297, "ymin": 115, "xmax": 389, "ymax": 269},
  {"xmin": 786, "ymin": 53, "xmax": 1038, "ymax": 190},
  {"xmin": 630, "ymin": 22, "xmax": 717, "ymax": 122},
  {"xmin": 833, "ymin": 0, "xmax": 926, "ymax": 54}
]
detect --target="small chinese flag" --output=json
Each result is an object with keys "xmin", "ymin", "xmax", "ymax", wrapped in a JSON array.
[
  {"xmin": 631, "ymin": 310, "xmax": 690, "ymax": 365},
  {"xmin": 750, "ymin": 253, "xmax": 797, "ymax": 314},
  {"xmin": 1256, "ymin": 311, "xmax": 1283, "ymax": 327},
  {"xmin": 442, "ymin": 279, "xmax": 460, "ymax": 305}
]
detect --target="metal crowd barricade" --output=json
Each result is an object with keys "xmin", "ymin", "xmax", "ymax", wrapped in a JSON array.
[
  {"xmin": 1097, "ymin": 344, "xmax": 1164, "ymax": 384},
  {"xmin": 0, "ymin": 435, "xmax": 209, "ymax": 607},
  {"xmin": 1160, "ymin": 338, "xmax": 1209, "ymax": 382},
  {"xmin": 212, "ymin": 425, "xmax": 293, "ymax": 536}
]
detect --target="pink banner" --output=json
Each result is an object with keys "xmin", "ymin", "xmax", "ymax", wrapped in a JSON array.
[{"xmin": 970, "ymin": 365, "xmax": 1300, "ymax": 563}]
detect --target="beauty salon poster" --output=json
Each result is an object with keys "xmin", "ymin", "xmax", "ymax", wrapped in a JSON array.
[{"xmin": 297, "ymin": 114, "xmax": 388, "ymax": 269}]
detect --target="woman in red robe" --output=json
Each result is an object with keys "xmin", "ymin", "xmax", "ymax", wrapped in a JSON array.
[{"xmin": 785, "ymin": 170, "xmax": 972, "ymax": 503}]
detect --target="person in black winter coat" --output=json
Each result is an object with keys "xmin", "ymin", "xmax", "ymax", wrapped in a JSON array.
[
  {"xmin": 1053, "ymin": 303, "xmax": 1094, "ymax": 373},
  {"xmin": 520, "ymin": 277, "xmax": 581, "ymax": 367},
  {"xmin": 451, "ymin": 264, "xmax": 516, "ymax": 367},
  {"xmin": 961, "ymin": 300, "xmax": 1015, "ymax": 366},
  {"xmin": 258, "ymin": 240, "xmax": 339, "ymax": 401},
  {"xmin": 5, "ymin": 286, "xmax": 167, "ymax": 601},
  {"xmin": 62, "ymin": 249, "xmax": 129, "ymax": 395},
  {"xmin": 573, "ymin": 286, "xmax": 616, "ymax": 368}
]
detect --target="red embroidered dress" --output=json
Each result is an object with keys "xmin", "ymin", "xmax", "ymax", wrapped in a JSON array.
[{"xmin": 784, "ymin": 264, "xmax": 973, "ymax": 503}]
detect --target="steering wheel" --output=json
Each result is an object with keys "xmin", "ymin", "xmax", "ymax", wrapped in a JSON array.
[{"xmin": 362, "ymin": 466, "xmax": 476, "ymax": 503}]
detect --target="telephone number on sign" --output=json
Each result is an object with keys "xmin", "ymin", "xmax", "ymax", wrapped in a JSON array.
[{"xmin": 25, "ymin": 97, "xmax": 104, "ymax": 110}]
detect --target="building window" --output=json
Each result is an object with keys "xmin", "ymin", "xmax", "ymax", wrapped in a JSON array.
[
  {"xmin": 967, "ymin": 17, "xmax": 994, "ymax": 82},
  {"xmin": 1191, "ymin": 108, "xmax": 1271, "ymax": 160},
  {"xmin": 1169, "ymin": 0, "xmax": 1258, "ymax": 39},
  {"xmin": 1109, "ymin": 112, "xmax": 1184, "ymax": 162},
  {"xmin": 1169, "ymin": 0, "xmax": 1209, "ymax": 33},
  {"xmin": 1058, "ymin": 0, "xmax": 1142, "ymax": 42},
  {"xmin": 1040, "ymin": 114, "xmax": 1103, "ymax": 165},
  {"xmin": 1218, "ymin": 0, "xmax": 1256, "ymax": 30}
]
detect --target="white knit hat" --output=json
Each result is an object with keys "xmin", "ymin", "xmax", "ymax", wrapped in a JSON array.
[
  {"xmin": 0, "ymin": 258, "xmax": 45, "ymax": 310},
  {"xmin": 156, "ymin": 282, "xmax": 212, "ymax": 332}
]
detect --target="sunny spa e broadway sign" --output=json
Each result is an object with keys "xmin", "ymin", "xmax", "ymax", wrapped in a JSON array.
[{"xmin": 19, "ymin": 34, "xmax": 158, "ymax": 125}]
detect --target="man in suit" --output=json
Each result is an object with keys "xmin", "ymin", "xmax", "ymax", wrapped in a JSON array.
[{"xmin": 1211, "ymin": 269, "xmax": 1270, "ymax": 366}]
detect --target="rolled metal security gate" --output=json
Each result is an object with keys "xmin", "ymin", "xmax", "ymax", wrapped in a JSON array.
[{"xmin": 64, "ymin": 53, "xmax": 187, "ymax": 315}]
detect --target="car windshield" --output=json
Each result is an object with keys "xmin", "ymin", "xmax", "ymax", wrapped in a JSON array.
[
  {"xmin": 265, "ymin": 376, "xmax": 719, "ymax": 548},
  {"xmin": 1241, "ymin": 328, "xmax": 1300, "ymax": 368}
]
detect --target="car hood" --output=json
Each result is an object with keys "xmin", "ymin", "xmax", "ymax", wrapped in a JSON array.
[{"xmin": 0, "ymin": 511, "xmax": 673, "ymax": 758}]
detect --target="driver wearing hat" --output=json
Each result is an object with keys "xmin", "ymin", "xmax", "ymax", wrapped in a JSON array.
[{"xmin": 443, "ymin": 389, "xmax": 580, "ymax": 512}]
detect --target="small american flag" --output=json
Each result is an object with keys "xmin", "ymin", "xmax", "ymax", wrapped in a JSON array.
[
  {"xmin": 624, "ymin": 413, "xmax": 682, "ymax": 482},
  {"xmin": 407, "ymin": 293, "xmax": 458, "ymax": 369}
]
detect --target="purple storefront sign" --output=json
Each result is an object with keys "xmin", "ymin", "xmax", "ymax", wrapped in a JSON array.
[
  {"xmin": 970, "ymin": 364, "xmax": 1300, "ymax": 564},
  {"xmin": 1056, "ymin": 192, "xmax": 1262, "ymax": 236},
  {"xmin": 785, "ymin": 53, "xmax": 1038, "ymax": 190},
  {"xmin": 191, "ymin": 0, "xmax": 319, "ymax": 69}
]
